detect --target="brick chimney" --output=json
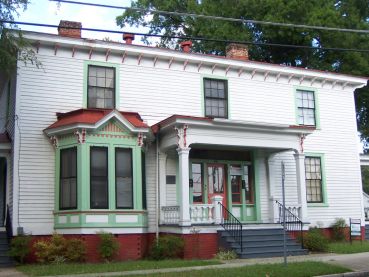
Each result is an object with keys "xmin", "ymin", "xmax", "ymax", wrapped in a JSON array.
[
  {"xmin": 180, "ymin": 41, "xmax": 192, "ymax": 53},
  {"xmin": 123, "ymin": 33, "xmax": 135, "ymax": 44},
  {"xmin": 226, "ymin": 43, "xmax": 249, "ymax": 61},
  {"xmin": 58, "ymin": 20, "xmax": 82, "ymax": 38}
]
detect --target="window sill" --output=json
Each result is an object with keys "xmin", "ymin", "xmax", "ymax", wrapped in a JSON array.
[{"xmin": 308, "ymin": 203, "xmax": 329, "ymax": 207}]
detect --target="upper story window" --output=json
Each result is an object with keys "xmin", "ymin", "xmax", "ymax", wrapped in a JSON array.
[
  {"xmin": 296, "ymin": 89, "xmax": 315, "ymax": 126},
  {"xmin": 204, "ymin": 78, "xmax": 228, "ymax": 118},
  {"xmin": 305, "ymin": 156, "xmax": 323, "ymax": 203},
  {"xmin": 88, "ymin": 65, "xmax": 115, "ymax": 109}
]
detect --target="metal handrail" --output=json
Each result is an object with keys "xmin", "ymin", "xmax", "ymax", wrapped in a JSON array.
[
  {"xmin": 218, "ymin": 202, "xmax": 243, "ymax": 251},
  {"xmin": 275, "ymin": 200, "xmax": 304, "ymax": 248},
  {"xmin": 5, "ymin": 204, "xmax": 12, "ymax": 241}
]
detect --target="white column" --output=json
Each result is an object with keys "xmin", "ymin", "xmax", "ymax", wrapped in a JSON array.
[
  {"xmin": 212, "ymin": 195, "xmax": 223, "ymax": 224},
  {"xmin": 294, "ymin": 153, "xmax": 308, "ymax": 222},
  {"xmin": 177, "ymin": 147, "xmax": 191, "ymax": 226},
  {"xmin": 158, "ymin": 152, "xmax": 167, "ymax": 223},
  {"xmin": 267, "ymin": 156, "xmax": 277, "ymax": 222}
]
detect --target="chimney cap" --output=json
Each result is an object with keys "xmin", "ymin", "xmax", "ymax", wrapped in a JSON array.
[
  {"xmin": 180, "ymin": 41, "xmax": 192, "ymax": 53},
  {"xmin": 123, "ymin": 33, "xmax": 135, "ymax": 44}
]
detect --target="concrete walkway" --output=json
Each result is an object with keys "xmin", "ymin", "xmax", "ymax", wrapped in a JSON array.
[{"xmin": 2, "ymin": 252, "xmax": 369, "ymax": 277}]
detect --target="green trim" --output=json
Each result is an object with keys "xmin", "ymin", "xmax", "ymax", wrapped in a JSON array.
[
  {"xmin": 54, "ymin": 212, "xmax": 147, "ymax": 228},
  {"xmin": 201, "ymin": 75, "xmax": 230, "ymax": 119},
  {"xmin": 253, "ymin": 150, "xmax": 261, "ymax": 221},
  {"xmin": 294, "ymin": 86, "xmax": 321, "ymax": 129},
  {"xmin": 83, "ymin": 60, "xmax": 120, "ymax": 109},
  {"xmin": 305, "ymin": 152, "xmax": 328, "ymax": 207}
]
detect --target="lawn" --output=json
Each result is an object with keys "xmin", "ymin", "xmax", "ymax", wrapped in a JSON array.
[
  {"xmin": 126, "ymin": 261, "xmax": 350, "ymax": 277},
  {"xmin": 17, "ymin": 259, "xmax": 221, "ymax": 276},
  {"xmin": 328, "ymin": 240, "xmax": 369, "ymax": 254}
]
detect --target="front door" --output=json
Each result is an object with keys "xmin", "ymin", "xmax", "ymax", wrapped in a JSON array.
[{"xmin": 207, "ymin": 164, "xmax": 227, "ymax": 208}]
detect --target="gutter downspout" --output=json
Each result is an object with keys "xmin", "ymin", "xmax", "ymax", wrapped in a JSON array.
[{"xmin": 155, "ymin": 133, "xmax": 159, "ymax": 240}]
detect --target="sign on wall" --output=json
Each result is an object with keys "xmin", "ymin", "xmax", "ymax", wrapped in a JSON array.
[{"xmin": 350, "ymin": 218, "xmax": 362, "ymax": 242}]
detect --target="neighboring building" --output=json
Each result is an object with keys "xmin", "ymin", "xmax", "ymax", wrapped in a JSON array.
[{"xmin": 0, "ymin": 21, "xmax": 367, "ymax": 260}]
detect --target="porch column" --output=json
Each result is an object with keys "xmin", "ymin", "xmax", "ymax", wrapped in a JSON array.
[
  {"xmin": 294, "ymin": 153, "xmax": 308, "ymax": 222},
  {"xmin": 158, "ymin": 152, "xmax": 167, "ymax": 223},
  {"xmin": 177, "ymin": 147, "xmax": 191, "ymax": 226},
  {"xmin": 267, "ymin": 155, "xmax": 278, "ymax": 223}
]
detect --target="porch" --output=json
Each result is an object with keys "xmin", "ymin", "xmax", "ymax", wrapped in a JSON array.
[{"xmin": 154, "ymin": 115, "xmax": 314, "ymax": 227}]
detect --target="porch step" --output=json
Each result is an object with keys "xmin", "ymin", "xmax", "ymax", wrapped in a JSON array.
[
  {"xmin": 218, "ymin": 227, "xmax": 308, "ymax": 259},
  {"xmin": 0, "ymin": 231, "xmax": 14, "ymax": 267},
  {"xmin": 365, "ymin": 225, "xmax": 369, "ymax": 240}
]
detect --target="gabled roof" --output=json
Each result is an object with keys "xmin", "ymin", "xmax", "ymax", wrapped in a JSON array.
[{"xmin": 44, "ymin": 109, "xmax": 149, "ymax": 136}]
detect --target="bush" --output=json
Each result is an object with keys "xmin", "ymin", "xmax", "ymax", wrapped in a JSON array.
[
  {"xmin": 215, "ymin": 249, "xmax": 237, "ymax": 260},
  {"xmin": 149, "ymin": 235, "xmax": 185, "ymax": 260},
  {"xmin": 8, "ymin": 235, "xmax": 32, "ymax": 263},
  {"xmin": 97, "ymin": 232, "xmax": 120, "ymax": 262},
  {"xmin": 330, "ymin": 218, "xmax": 347, "ymax": 242},
  {"xmin": 303, "ymin": 228, "xmax": 329, "ymax": 252},
  {"xmin": 34, "ymin": 233, "xmax": 86, "ymax": 263}
]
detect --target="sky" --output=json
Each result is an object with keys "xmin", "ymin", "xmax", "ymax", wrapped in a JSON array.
[{"xmin": 16, "ymin": 0, "xmax": 147, "ymax": 43}]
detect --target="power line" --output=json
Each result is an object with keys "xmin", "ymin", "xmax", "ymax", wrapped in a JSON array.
[
  {"xmin": 2, "ymin": 20, "xmax": 369, "ymax": 53},
  {"xmin": 49, "ymin": 0, "xmax": 369, "ymax": 34}
]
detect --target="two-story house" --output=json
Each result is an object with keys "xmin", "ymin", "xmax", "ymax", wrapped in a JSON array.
[{"xmin": 0, "ymin": 21, "xmax": 367, "ymax": 261}]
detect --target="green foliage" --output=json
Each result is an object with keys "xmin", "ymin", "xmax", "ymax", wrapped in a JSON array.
[
  {"xmin": 328, "ymin": 241, "xmax": 369, "ymax": 254},
  {"xmin": 362, "ymin": 166, "xmax": 369, "ymax": 194},
  {"xmin": 214, "ymin": 249, "xmax": 237, "ymax": 260},
  {"xmin": 116, "ymin": 0, "xmax": 369, "ymax": 148},
  {"xmin": 303, "ymin": 228, "xmax": 329, "ymax": 252},
  {"xmin": 8, "ymin": 235, "xmax": 32, "ymax": 264},
  {"xmin": 34, "ymin": 233, "xmax": 86, "ymax": 264},
  {"xmin": 0, "ymin": 0, "xmax": 41, "ymax": 75},
  {"xmin": 149, "ymin": 235, "xmax": 185, "ymax": 260},
  {"xmin": 330, "ymin": 218, "xmax": 348, "ymax": 242},
  {"xmin": 97, "ymin": 232, "xmax": 120, "ymax": 262}
]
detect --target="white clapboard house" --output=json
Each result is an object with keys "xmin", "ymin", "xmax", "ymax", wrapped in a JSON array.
[{"xmin": 0, "ymin": 21, "xmax": 368, "ymax": 260}]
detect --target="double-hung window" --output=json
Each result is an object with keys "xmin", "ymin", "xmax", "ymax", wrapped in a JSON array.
[
  {"xmin": 296, "ymin": 89, "xmax": 315, "ymax": 126},
  {"xmin": 90, "ymin": 147, "xmax": 109, "ymax": 209},
  {"xmin": 60, "ymin": 147, "xmax": 77, "ymax": 210},
  {"xmin": 115, "ymin": 148, "xmax": 133, "ymax": 209},
  {"xmin": 88, "ymin": 65, "xmax": 115, "ymax": 109},
  {"xmin": 191, "ymin": 163, "xmax": 203, "ymax": 203},
  {"xmin": 204, "ymin": 78, "xmax": 228, "ymax": 118},
  {"xmin": 305, "ymin": 156, "xmax": 323, "ymax": 203}
]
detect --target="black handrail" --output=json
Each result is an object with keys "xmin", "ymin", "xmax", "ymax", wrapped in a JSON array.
[
  {"xmin": 275, "ymin": 200, "xmax": 304, "ymax": 248},
  {"xmin": 5, "ymin": 204, "xmax": 12, "ymax": 242},
  {"xmin": 218, "ymin": 202, "xmax": 243, "ymax": 251}
]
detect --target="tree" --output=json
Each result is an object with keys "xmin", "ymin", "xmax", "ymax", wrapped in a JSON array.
[
  {"xmin": 0, "ymin": 0, "xmax": 39, "ymax": 75},
  {"xmin": 362, "ymin": 166, "xmax": 369, "ymax": 194},
  {"xmin": 117, "ymin": 0, "xmax": 369, "ymax": 151}
]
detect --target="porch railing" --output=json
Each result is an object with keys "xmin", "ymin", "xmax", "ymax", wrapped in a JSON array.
[
  {"xmin": 5, "ymin": 204, "xmax": 12, "ymax": 241},
  {"xmin": 276, "ymin": 200, "xmax": 304, "ymax": 248},
  {"xmin": 190, "ymin": 204, "xmax": 214, "ymax": 224},
  {"xmin": 161, "ymin": 206, "xmax": 180, "ymax": 224},
  {"xmin": 219, "ymin": 202, "xmax": 243, "ymax": 251}
]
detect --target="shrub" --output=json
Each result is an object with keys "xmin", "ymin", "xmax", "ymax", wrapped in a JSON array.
[
  {"xmin": 303, "ymin": 228, "xmax": 329, "ymax": 252},
  {"xmin": 97, "ymin": 232, "xmax": 120, "ymax": 262},
  {"xmin": 215, "ymin": 249, "xmax": 237, "ymax": 260},
  {"xmin": 34, "ymin": 233, "xmax": 86, "ymax": 263},
  {"xmin": 330, "ymin": 218, "xmax": 347, "ymax": 242},
  {"xmin": 8, "ymin": 235, "xmax": 32, "ymax": 263},
  {"xmin": 149, "ymin": 235, "xmax": 185, "ymax": 260}
]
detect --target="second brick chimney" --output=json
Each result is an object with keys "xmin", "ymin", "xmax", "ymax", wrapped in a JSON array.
[
  {"xmin": 180, "ymin": 41, "xmax": 192, "ymax": 53},
  {"xmin": 58, "ymin": 20, "xmax": 82, "ymax": 38},
  {"xmin": 226, "ymin": 43, "xmax": 249, "ymax": 61}
]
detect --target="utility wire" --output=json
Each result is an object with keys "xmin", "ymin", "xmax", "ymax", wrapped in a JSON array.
[
  {"xmin": 49, "ymin": 0, "xmax": 369, "ymax": 34},
  {"xmin": 2, "ymin": 20, "xmax": 369, "ymax": 53}
]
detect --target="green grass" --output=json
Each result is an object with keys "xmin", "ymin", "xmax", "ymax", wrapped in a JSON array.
[
  {"xmin": 17, "ymin": 259, "xmax": 221, "ymax": 276},
  {"xmin": 328, "ymin": 240, "xmax": 369, "ymax": 254},
  {"xmin": 127, "ymin": 261, "xmax": 350, "ymax": 277}
]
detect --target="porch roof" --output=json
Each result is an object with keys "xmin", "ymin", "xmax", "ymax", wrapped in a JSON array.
[
  {"xmin": 156, "ymin": 114, "xmax": 314, "ymax": 152},
  {"xmin": 44, "ymin": 108, "xmax": 150, "ymax": 136}
]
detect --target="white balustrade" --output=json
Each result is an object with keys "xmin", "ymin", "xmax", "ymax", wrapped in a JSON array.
[
  {"xmin": 161, "ymin": 206, "xmax": 180, "ymax": 224},
  {"xmin": 190, "ymin": 204, "xmax": 214, "ymax": 224}
]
